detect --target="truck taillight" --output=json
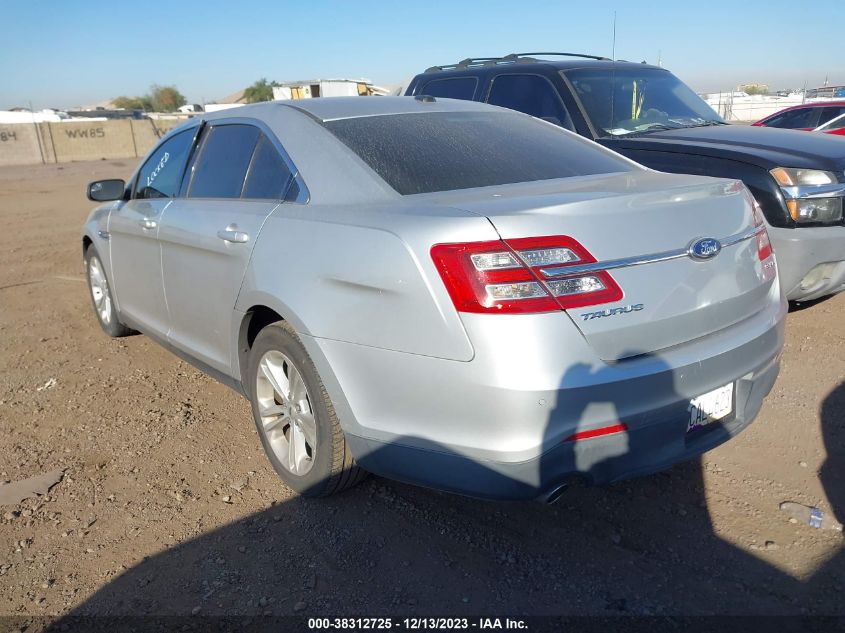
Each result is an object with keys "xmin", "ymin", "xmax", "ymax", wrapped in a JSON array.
[{"xmin": 430, "ymin": 236, "xmax": 623, "ymax": 314}]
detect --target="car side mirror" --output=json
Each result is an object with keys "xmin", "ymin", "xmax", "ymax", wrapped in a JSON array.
[{"xmin": 87, "ymin": 179, "xmax": 126, "ymax": 202}]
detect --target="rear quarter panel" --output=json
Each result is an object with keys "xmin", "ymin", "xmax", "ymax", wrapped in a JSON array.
[{"xmin": 236, "ymin": 201, "xmax": 499, "ymax": 362}]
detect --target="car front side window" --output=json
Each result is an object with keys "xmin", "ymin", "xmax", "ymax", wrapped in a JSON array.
[
  {"xmin": 767, "ymin": 107, "xmax": 820, "ymax": 129},
  {"xmin": 134, "ymin": 129, "xmax": 196, "ymax": 199}
]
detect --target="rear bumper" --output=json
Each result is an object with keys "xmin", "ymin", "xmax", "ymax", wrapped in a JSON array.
[
  {"xmin": 769, "ymin": 225, "xmax": 845, "ymax": 301},
  {"xmin": 304, "ymin": 292, "xmax": 785, "ymax": 500},
  {"xmin": 346, "ymin": 350, "xmax": 780, "ymax": 500}
]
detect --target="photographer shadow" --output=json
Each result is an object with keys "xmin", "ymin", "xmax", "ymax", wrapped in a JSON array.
[{"xmin": 47, "ymin": 361, "xmax": 843, "ymax": 625}]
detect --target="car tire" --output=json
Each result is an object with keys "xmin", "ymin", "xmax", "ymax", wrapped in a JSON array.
[
  {"xmin": 84, "ymin": 245, "xmax": 133, "ymax": 338},
  {"xmin": 248, "ymin": 321, "xmax": 367, "ymax": 497}
]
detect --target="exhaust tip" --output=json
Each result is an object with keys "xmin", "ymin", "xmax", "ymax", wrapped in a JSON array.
[
  {"xmin": 539, "ymin": 475, "xmax": 590, "ymax": 504},
  {"xmin": 542, "ymin": 483, "xmax": 569, "ymax": 505}
]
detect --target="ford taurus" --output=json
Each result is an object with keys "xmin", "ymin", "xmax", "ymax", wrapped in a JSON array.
[{"xmin": 82, "ymin": 97, "xmax": 786, "ymax": 500}]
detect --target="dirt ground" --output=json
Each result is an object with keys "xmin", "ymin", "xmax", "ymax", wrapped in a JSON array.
[{"xmin": 0, "ymin": 160, "xmax": 843, "ymax": 624}]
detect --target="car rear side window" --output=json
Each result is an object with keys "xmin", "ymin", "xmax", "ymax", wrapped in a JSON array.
[
  {"xmin": 243, "ymin": 135, "xmax": 293, "ymax": 200},
  {"xmin": 819, "ymin": 106, "xmax": 845, "ymax": 126},
  {"xmin": 420, "ymin": 77, "xmax": 478, "ymax": 101},
  {"xmin": 134, "ymin": 129, "xmax": 195, "ymax": 199},
  {"xmin": 323, "ymin": 111, "xmax": 633, "ymax": 195},
  {"xmin": 188, "ymin": 124, "xmax": 260, "ymax": 198},
  {"xmin": 486, "ymin": 74, "xmax": 573, "ymax": 129}
]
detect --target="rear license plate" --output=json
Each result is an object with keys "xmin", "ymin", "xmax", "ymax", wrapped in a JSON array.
[{"xmin": 687, "ymin": 383, "xmax": 734, "ymax": 433}]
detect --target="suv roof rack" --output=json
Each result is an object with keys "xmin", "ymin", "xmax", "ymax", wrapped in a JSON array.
[
  {"xmin": 506, "ymin": 52, "xmax": 611, "ymax": 61},
  {"xmin": 424, "ymin": 52, "xmax": 610, "ymax": 72},
  {"xmin": 424, "ymin": 57, "xmax": 508, "ymax": 72}
]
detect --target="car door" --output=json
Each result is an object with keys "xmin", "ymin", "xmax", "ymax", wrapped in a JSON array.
[
  {"xmin": 108, "ymin": 126, "xmax": 198, "ymax": 338},
  {"xmin": 158, "ymin": 122, "xmax": 295, "ymax": 375}
]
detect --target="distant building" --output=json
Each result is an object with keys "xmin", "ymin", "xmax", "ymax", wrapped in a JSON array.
[
  {"xmin": 0, "ymin": 108, "xmax": 70, "ymax": 123},
  {"xmin": 204, "ymin": 88, "xmax": 248, "ymax": 113},
  {"xmin": 807, "ymin": 85, "xmax": 845, "ymax": 99},
  {"xmin": 65, "ymin": 108, "xmax": 145, "ymax": 120},
  {"xmin": 204, "ymin": 103, "xmax": 247, "ymax": 113},
  {"xmin": 736, "ymin": 83, "xmax": 769, "ymax": 95},
  {"xmin": 272, "ymin": 78, "xmax": 389, "ymax": 100},
  {"xmin": 177, "ymin": 104, "xmax": 204, "ymax": 113},
  {"xmin": 204, "ymin": 78, "xmax": 391, "ymax": 114},
  {"xmin": 216, "ymin": 89, "xmax": 248, "ymax": 105}
]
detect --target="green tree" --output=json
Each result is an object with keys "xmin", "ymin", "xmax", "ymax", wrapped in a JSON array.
[
  {"xmin": 113, "ymin": 85, "xmax": 186, "ymax": 112},
  {"xmin": 149, "ymin": 84, "xmax": 187, "ymax": 112},
  {"xmin": 112, "ymin": 95, "xmax": 152, "ymax": 110},
  {"xmin": 243, "ymin": 78, "xmax": 280, "ymax": 103},
  {"xmin": 741, "ymin": 85, "xmax": 769, "ymax": 96}
]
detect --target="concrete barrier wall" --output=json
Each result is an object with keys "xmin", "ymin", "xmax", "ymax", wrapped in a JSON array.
[
  {"xmin": 49, "ymin": 120, "xmax": 137, "ymax": 162},
  {"xmin": 0, "ymin": 118, "xmax": 184, "ymax": 167},
  {"xmin": 130, "ymin": 119, "xmax": 161, "ymax": 156},
  {"xmin": 0, "ymin": 123, "xmax": 47, "ymax": 167}
]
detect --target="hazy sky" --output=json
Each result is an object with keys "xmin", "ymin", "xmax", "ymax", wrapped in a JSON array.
[{"xmin": 2, "ymin": 0, "xmax": 843, "ymax": 109}]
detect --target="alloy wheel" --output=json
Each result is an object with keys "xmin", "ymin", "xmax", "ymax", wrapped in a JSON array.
[
  {"xmin": 255, "ymin": 350, "xmax": 317, "ymax": 476},
  {"xmin": 88, "ymin": 255, "xmax": 112, "ymax": 325}
]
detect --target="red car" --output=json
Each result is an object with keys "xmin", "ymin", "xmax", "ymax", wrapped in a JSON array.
[
  {"xmin": 753, "ymin": 101, "xmax": 845, "ymax": 136},
  {"xmin": 816, "ymin": 112, "xmax": 845, "ymax": 136}
]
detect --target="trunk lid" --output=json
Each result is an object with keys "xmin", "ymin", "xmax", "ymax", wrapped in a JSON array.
[{"xmin": 428, "ymin": 170, "xmax": 775, "ymax": 360}]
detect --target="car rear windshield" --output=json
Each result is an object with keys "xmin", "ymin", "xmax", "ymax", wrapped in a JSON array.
[{"xmin": 322, "ymin": 111, "xmax": 633, "ymax": 195}]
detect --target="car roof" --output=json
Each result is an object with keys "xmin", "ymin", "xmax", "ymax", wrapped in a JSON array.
[
  {"xmin": 415, "ymin": 55, "xmax": 664, "ymax": 77},
  {"xmin": 198, "ymin": 96, "xmax": 494, "ymax": 124},
  {"xmin": 280, "ymin": 95, "xmax": 494, "ymax": 121},
  {"xmin": 757, "ymin": 100, "xmax": 845, "ymax": 123},
  {"xmin": 764, "ymin": 100, "xmax": 845, "ymax": 116},
  {"xmin": 787, "ymin": 100, "xmax": 845, "ymax": 108},
  {"xmin": 182, "ymin": 97, "xmax": 519, "ymax": 205}
]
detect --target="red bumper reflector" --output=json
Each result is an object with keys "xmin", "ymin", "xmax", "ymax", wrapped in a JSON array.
[{"xmin": 564, "ymin": 423, "xmax": 629, "ymax": 443}]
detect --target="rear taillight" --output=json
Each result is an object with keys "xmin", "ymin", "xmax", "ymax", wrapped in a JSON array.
[
  {"xmin": 430, "ymin": 236, "xmax": 623, "ymax": 314},
  {"xmin": 750, "ymin": 196, "xmax": 774, "ymax": 261}
]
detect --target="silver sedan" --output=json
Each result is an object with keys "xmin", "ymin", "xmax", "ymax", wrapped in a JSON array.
[{"xmin": 82, "ymin": 97, "xmax": 786, "ymax": 500}]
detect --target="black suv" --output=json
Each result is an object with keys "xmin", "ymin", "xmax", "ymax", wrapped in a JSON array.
[{"xmin": 406, "ymin": 53, "xmax": 845, "ymax": 302}]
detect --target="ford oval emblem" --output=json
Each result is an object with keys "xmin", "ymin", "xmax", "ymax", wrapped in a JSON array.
[{"xmin": 688, "ymin": 237, "xmax": 722, "ymax": 260}]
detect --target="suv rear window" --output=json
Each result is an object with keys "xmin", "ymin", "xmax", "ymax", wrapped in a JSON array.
[{"xmin": 323, "ymin": 111, "xmax": 632, "ymax": 195}]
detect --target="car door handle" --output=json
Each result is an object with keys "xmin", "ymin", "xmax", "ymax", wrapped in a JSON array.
[
  {"xmin": 217, "ymin": 225, "xmax": 249, "ymax": 244},
  {"xmin": 139, "ymin": 218, "xmax": 157, "ymax": 230}
]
